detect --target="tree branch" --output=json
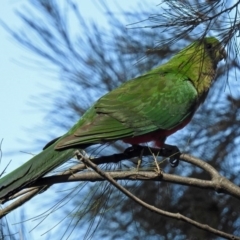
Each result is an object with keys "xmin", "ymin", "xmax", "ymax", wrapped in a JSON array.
[{"xmin": 79, "ymin": 151, "xmax": 240, "ymax": 240}]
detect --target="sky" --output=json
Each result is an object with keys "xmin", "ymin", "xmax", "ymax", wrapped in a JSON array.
[{"xmin": 0, "ymin": 0, "xmax": 159, "ymax": 239}]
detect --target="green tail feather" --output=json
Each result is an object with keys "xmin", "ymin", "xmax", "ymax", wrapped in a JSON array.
[{"xmin": 0, "ymin": 142, "xmax": 76, "ymax": 200}]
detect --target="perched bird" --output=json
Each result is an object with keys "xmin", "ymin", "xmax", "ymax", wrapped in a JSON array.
[{"xmin": 0, "ymin": 37, "xmax": 226, "ymax": 201}]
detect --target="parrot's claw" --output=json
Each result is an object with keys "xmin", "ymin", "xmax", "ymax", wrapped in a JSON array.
[
  {"xmin": 162, "ymin": 144, "xmax": 181, "ymax": 168},
  {"xmin": 125, "ymin": 144, "xmax": 181, "ymax": 168},
  {"xmin": 169, "ymin": 157, "xmax": 179, "ymax": 168}
]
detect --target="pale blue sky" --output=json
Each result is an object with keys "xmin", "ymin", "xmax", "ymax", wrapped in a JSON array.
[
  {"xmin": 0, "ymin": 0, "xmax": 159, "ymax": 166},
  {"xmin": 0, "ymin": 1, "xmax": 159, "ymax": 239}
]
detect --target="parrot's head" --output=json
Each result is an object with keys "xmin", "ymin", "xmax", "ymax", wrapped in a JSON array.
[
  {"xmin": 194, "ymin": 37, "xmax": 227, "ymax": 100},
  {"xmin": 201, "ymin": 37, "xmax": 227, "ymax": 65},
  {"xmin": 171, "ymin": 37, "xmax": 227, "ymax": 99},
  {"xmin": 173, "ymin": 36, "xmax": 226, "ymax": 70}
]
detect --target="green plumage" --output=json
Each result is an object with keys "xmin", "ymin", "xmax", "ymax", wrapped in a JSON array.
[
  {"xmin": 56, "ymin": 71, "xmax": 197, "ymax": 148},
  {"xmin": 0, "ymin": 37, "xmax": 226, "ymax": 201}
]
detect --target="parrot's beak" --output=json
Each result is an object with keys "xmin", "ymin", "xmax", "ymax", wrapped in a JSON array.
[{"xmin": 220, "ymin": 46, "xmax": 227, "ymax": 60}]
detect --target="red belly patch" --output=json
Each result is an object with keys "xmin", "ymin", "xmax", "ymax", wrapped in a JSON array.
[{"xmin": 123, "ymin": 117, "xmax": 191, "ymax": 147}]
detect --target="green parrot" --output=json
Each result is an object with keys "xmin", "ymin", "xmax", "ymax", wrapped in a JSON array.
[{"xmin": 0, "ymin": 37, "xmax": 226, "ymax": 201}]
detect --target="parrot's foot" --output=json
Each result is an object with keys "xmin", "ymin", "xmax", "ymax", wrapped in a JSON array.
[
  {"xmin": 161, "ymin": 144, "xmax": 181, "ymax": 168},
  {"xmin": 126, "ymin": 145, "xmax": 146, "ymax": 171},
  {"xmin": 124, "ymin": 144, "xmax": 181, "ymax": 168}
]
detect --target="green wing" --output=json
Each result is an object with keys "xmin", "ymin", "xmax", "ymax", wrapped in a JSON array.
[{"xmin": 55, "ymin": 69, "xmax": 198, "ymax": 149}]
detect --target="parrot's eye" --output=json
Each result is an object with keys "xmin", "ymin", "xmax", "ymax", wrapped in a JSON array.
[{"xmin": 206, "ymin": 43, "xmax": 212, "ymax": 49}]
